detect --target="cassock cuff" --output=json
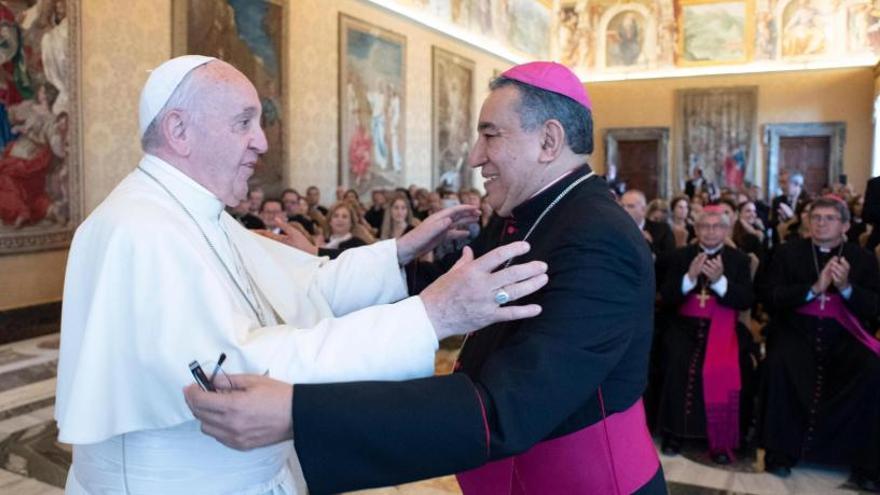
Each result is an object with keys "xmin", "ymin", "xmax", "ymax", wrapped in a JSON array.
[
  {"xmin": 710, "ymin": 275, "xmax": 728, "ymax": 297},
  {"xmin": 681, "ymin": 274, "xmax": 697, "ymax": 295}
]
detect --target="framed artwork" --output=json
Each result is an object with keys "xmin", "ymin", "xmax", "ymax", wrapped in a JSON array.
[
  {"xmin": 339, "ymin": 14, "xmax": 406, "ymax": 196},
  {"xmin": 432, "ymin": 47, "xmax": 474, "ymax": 191},
  {"xmin": 677, "ymin": 0, "xmax": 754, "ymax": 66},
  {"xmin": 605, "ymin": 10, "xmax": 647, "ymax": 67},
  {"xmin": 676, "ymin": 86, "xmax": 758, "ymax": 191},
  {"xmin": 172, "ymin": 0, "xmax": 285, "ymax": 195},
  {"xmin": 0, "ymin": 0, "xmax": 81, "ymax": 254}
]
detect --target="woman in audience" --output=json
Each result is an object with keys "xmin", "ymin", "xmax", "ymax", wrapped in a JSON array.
[
  {"xmin": 647, "ymin": 198, "xmax": 670, "ymax": 224},
  {"xmin": 380, "ymin": 193, "xmax": 416, "ymax": 240},
  {"xmin": 732, "ymin": 200, "xmax": 765, "ymax": 261},
  {"xmin": 322, "ymin": 202, "xmax": 370, "ymax": 252},
  {"xmin": 847, "ymin": 194, "xmax": 867, "ymax": 245},
  {"xmin": 669, "ymin": 194, "xmax": 694, "ymax": 247}
]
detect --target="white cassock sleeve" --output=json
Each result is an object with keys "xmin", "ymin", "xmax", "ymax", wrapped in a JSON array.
[{"xmin": 56, "ymin": 206, "xmax": 438, "ymax": 445}]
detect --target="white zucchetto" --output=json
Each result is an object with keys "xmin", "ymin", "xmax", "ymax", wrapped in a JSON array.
[{"xmin": 138, "ymin": 55, "xmax": 216, "ymax": 138}]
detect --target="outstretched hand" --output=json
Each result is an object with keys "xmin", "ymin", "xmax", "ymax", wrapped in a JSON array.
[
  {"xmin": 420, "ymin": 241, "xmax": 548, "ymax": 340},
  {"xmin": 183, "ymin": 374, "xmax": 293, "ymax": 451},
  {"xmin": 396, "ymin": 205, "xmax": 480, "ymax": 265}
]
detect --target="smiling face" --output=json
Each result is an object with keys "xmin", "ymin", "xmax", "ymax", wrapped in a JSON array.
[
  {"xmin": 468, "ymin": 86, "xmax": 545, "ymax": 217},
  {"xmin": 329, "ymin": 205, "xmax": 354, "ymax": 236},
  {"xmin": 739, "ymin": 202, "xmax": 757, "ymax": 224},
  {"xmin": 186, "ymin": 63, "xmax": 268, "ymax": 206}
]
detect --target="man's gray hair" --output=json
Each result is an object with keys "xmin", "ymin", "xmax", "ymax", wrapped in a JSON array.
[
  {"xmin": 696, "ymin": 209, "xmax": 731, "ymax": 227},
  {"xmin": 140, "ymin": 68, "xmax": 204, "ymax": 153},
  {"xmin": 788, "ymin": 173, "xmax": 804, "ymax": 187},
  {"xmin": 489, "ymin": 76, "xmax": 593, "ymax": 154}
]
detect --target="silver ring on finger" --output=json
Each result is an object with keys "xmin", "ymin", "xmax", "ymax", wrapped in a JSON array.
[{"xmin": 494, "ymin": 288, "xmax": 511, "ymax": 305}]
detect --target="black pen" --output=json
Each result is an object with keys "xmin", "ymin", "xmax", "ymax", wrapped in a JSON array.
[{"xmin": 209, "ymin": 352, "xmax": 227, "ymax": 384}]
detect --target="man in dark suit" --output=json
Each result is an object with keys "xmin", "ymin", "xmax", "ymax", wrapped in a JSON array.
[
  {"xmin": 685, "ymin": 167, "xmax": 704, "ymax": 199},
  {"xmin": 769, "ymin": 172, "xmax": 810, "ymax": 243},
  {"xmin": 621, "ymin": 189, "xmax": 676, "ymax": 259},
  {"xmin": 863, "ymin": 176, "xmax": 880, "ymax": 250},
  {"xmin": 185, "ymin": 61, "xmax": 666, "ymax": 494}
]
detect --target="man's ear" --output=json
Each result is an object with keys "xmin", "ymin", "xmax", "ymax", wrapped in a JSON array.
[
  {"xmin": 538, "ymin": 119, "xmax": 565, "ymax": 163},
  {"xmin": 162, "ymin": 109, "xmax": 192, "ymax": 156}
]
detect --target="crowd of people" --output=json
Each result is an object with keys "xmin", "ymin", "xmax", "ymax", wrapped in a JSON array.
[
  {"xmin": 617, "ymin": 169, "xmax": 880, "ymax": 492},
  {"xmin": 230, "ymin": 166, "xmax": 880, "ymax": 491},
  {"xmin": 228, "ymin": 183, "xmax": 488, "ymax": 260}
]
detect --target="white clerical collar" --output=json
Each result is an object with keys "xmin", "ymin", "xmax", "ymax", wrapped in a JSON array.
[
  {"xmin": 527, "ymin": 169, "xmax": 576, "ymax": 201},
  {"xmin": 139, "ymin": 154, "xmax": 225, "ymax": 221},
  {"xmin": 638, "ymin": 219, "xmax": 646, "ymax": 230},
  {"xmin": 700, "ymin": 244, "xmax": 723, "ymax": 255}
]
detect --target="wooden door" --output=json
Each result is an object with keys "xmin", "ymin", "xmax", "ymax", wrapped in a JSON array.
[
  {"xmin": 779, "ymin": 136, "xmax": 831, "ymax": 196},
  {"xmin": 617, "ymin": 139, "xmax": 660, "ymax": 200}
]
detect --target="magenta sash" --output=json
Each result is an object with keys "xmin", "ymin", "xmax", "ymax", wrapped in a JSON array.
[
  {"xmin": 678, "ymin": 293, "xmax": 740, "ymax": 455},
  {"xmin": 455, "ymin": 399, "xmax": 659, "ymax": 495},
  {"xmin": 796, "ymin": 293, "xmax": 880, "ymax": 357}
]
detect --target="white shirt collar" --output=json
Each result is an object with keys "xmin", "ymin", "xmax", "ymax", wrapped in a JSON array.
[
  {"xmin": 139, "ymin": 154, "xmax": 225, "ymax": 222},
  {"xmin": 700, "ymin": 244, "xmax": 723, "ymax": 255}
]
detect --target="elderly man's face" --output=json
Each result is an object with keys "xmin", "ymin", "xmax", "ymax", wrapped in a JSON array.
[
  {"xmin": 468, "ymin": 86, "xmax": 545, "ymax": 217},
  {"xmin": 696, "ymin": 215, "xmax": 729, "ymax": 250},
  {"xmin": 188, "ymin": 63, "xmax": 268, "ymax": 206},
  {"xmin": 620, "ymin": 192, "xmax": 646, "ymax": 225}
]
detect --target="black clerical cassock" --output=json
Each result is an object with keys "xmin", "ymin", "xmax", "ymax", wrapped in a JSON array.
[
  {"xmin": 760, "ymin": 238, "xmax": 880, "ymax": 477},
  {"xmin": 657, "ymin": 244, "xmax": 755, "ymax": 457},
  {"xmin": 289, "ymin": 166, "xmax": 667, "ymax": 494}
]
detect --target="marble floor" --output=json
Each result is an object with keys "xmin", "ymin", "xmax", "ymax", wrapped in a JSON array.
[{"xmin": 0, "ymin": 334, "xmax": 872, "ymax": 495}]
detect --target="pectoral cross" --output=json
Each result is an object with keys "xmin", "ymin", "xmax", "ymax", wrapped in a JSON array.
[
  {"xmin": 818, "ymin": 293, "xmax": 830, "ymax": 311},
  {"xmin": 697, "ymin": 289, "xmax": 711, "ymax": 309}
]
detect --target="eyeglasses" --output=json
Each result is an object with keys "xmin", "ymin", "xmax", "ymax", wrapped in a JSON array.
[{"xmin": 809, "ymin": 214, "xmax": 842, "ymax": 224}]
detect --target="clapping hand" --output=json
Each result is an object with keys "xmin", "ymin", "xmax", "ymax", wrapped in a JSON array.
[
  {"xmin": 702, "ymin": 256, "xmax": 724, "ymax": 283},
  {"xmin": 812, "ymin": 260, "xmax": 834, "ymax": 294},
  {"xmin": 829, "ymin": 256, "xmax": 851, "ymax": 292},
  {"xmin": 687, "ymin": 253, "xmax": 707, "ymax": 284}
]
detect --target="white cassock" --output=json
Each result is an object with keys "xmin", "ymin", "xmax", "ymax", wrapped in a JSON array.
[{"xmin": 55, "ymin": 155, "xmax": 439, "ymax": 494}]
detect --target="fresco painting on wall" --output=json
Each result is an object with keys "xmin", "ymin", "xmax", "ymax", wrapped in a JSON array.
[
  {"xmin": 373, "ymin": 0, "xmax": 551, "ymax": 59},
  {"xmin": 780, "ymin": 0, "xmax": 827, "ymax": 57},
  {"xmin": 678, "ymin": 0, "xmax": 753, "ymax": 65},
  {"xmin": 339, "ymin": 15, "xmax": 406, "ymax": 196},
  {"xmin": 555, "ymin": 1, "xmax": 878, "ymax": 77},
  {"xmin": 606, "ymin": 10, "xmax": 648, "ymax": 67},
  {"xmin": 508, "ymin": 0, "xmax": 552, "ymax": 58},
  {"xmin": 172, "ymin": 0, "xmax": 284, "ymax": 196},
  {"xmin": 432, "ymin": 47, "xmax": 473, "ymax": 191},
  {"xmin": 0, "ymin": 0, "xmax": 79, "ymax": 255}
]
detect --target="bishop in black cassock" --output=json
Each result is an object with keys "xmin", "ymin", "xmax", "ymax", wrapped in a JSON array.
[
  {"xmin": 657, "ymin": 207, "xmax": 755, "ymax": 464},
  {"xmin": 760, "ymin": 197, "xmax": 880, "ymax": 489}
]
